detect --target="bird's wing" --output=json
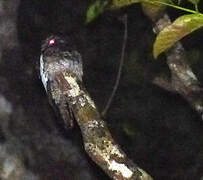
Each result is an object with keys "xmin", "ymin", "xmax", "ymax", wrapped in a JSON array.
[{"xmin": 47, "ymin": 72, "xmax": 75, "ymax": 129}]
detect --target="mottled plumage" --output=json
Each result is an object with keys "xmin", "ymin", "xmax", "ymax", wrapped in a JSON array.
[{"xmin": 40, "ymin": 35, "xmax": 83, "ymax": 128}]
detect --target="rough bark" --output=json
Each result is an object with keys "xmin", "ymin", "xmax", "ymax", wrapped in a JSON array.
[
  {"xmin": 148, "ymin": 13, "xmax": 203, "ymax": 120},
  {"xmin": 40, "ymin": 35, "xmax": 153, "ymax": 180}
]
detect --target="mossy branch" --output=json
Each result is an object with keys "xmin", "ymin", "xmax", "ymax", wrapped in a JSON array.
[
  {"xmin": 41, "ymin": 48, "xmax": 153, "ymax": 180},
  {"xmin": 147, "ymin": 12, "xmax": 203, "ymax": 120},
  {"xmin": 55, "ymin": 71, "xmax": 153, "ymax": 180}
]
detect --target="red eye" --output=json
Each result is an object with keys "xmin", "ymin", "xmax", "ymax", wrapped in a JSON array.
[{"xmin": 49, "ymin": 39, "xmax": 55, "ymax": 45}]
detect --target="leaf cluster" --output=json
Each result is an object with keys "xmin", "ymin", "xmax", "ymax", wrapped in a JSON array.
[{"xmin": 86, "ymin": 0, "xmax": 203, "ymax": 58}]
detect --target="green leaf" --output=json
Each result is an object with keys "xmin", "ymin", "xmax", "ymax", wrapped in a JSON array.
[
  {"xmin": 86, "ymin": 0, "xmax": 108, "ymax": 23},
  {"xmin": 188, "ymin": 0, "xmax": 199, "ymax": 11},
  {"xmin": 153, "ymin": 14, "xmax": 203, "ymax": 58},
  {"xmin": 177, "ymin": 0, "xmax": 182, "ymax": 4},
  {"xmin": 188, "ymin": 0, "xmax": 199, "ymax": 5},
  {"xmin": 110, "ymin": 0, "xmax": 140, "ymax": 9},
  {"xmin": 141, "ymin": 0, "xmax": 170, "ymax": 20},
  {"xmin": 146, "ymin": 0, "xmax": 198, "ymax": 14}
]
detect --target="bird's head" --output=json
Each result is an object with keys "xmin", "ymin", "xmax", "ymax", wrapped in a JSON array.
[
  {"xmin": 41, "ymin": 35, "xmax": 76, "ymax": 57},
  {"xmin": 40, "ymin": 34, "xmax": 83, "ymax": 90}
]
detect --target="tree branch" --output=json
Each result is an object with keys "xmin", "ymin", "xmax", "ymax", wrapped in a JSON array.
[
  {"xmin": 152, "ymin": 76, "xmax": 175, "ymax": 92},
  {"xmin": 147, "ymin": 13, "xmax": 203, "ymax": 120},
  {"xmin": 40, "ymin": 35, "xmax": 153, "ymax": 180}
]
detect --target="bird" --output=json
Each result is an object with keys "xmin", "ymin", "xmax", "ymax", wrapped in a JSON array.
[{"xmin": 40, "ymin": 34, "xmax": 83, "ymax": 129}]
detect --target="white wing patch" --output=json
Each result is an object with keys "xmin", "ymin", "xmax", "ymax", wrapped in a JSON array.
[{"xmin": 40, "ymin": 55, "xmax": 48, "ymax": 91}]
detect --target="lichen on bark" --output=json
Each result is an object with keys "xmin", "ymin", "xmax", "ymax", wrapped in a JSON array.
[{"xmin": 40, "ymin": 38, "xmax": 153, "ymax": 179}]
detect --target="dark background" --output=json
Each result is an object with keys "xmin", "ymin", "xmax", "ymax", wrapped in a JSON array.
[{"xmin": 0, "ymin": 0, "xmax": 203, "ymax": 179}]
